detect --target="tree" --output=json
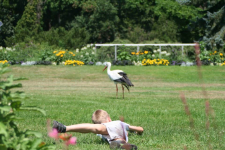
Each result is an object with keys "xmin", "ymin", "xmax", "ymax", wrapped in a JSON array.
[
  {"xmin": 42, "ymin": 0, "xmax": 80, "ymax": 30},
  {"xmin": 0, "ymin": 0, "xmax": 27, "ymax": 47},
  {"xmin": 189, "ymin": 0, "xmax": 225, "ymax": 49},
  {"xmin": 152, "ymin": 0, "xmax": 201, "ymax": 42},
  {"xmin": 4, "ymin": 0, "xmax": 43, "ymax": 46},
  {"xmin": 72, "ymin": 0, "xmax": 119, "ymax": 43}
]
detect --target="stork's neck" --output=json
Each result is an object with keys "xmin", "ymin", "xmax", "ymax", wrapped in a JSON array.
[{"xmin": 107, "ymin": 64, "xmax": 111, "ymax": 73}]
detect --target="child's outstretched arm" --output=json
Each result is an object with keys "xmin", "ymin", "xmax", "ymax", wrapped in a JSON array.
[
  {"xmin": 129, "ymin": 125, "xmax": 144, "ymax": 134},
  {"xmin": 66, "ymin": 124, "xmax": 108, "ymax": 135}
]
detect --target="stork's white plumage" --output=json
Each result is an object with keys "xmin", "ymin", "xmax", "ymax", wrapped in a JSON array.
[{"xmin": 103, "ymin": 62, "xmax": 134, "ymax": 99}]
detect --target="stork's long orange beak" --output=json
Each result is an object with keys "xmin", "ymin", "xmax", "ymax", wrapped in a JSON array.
[{"xmin": 103, "ymin": 66, "xmax": 107, "ymax": 71}]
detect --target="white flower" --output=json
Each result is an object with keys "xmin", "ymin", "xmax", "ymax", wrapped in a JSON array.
[
  {"xmin": 161, "ymin": 51, "xmax": 167, "ymax": 54},
  {"xmin": 52, "ymin": 62, "xmax": 56, "ymax": 65},
  {"xmin": 6, "ymin": 47, "xmax": 11, "ymax": 51},
  {"xmin": 153, "ymin": 50, "xmax": 157, "ymax": 53},
  {"xmin": 76, "ymin": 49, "xmax": 79, "ymax": 52},
  {"xmin": 85, "ymin": 52, "xmax": 89, "ymax": 55},
  {"xmin": 80, "ymin": 55, "xmax": 83, "ymax": 58},
  {"xmin": 0, "ymin": 46, "xmax": 3, "ymax": 50},
  {"xmin": 93, "ymin": 47, "xmax": 96, "ymax": 50},
  {"xmin": 12, "ymin": 48, "xmax": 15, "ymax": 51},
  {"xmin": 157, "ymin": 49, "xmax": 161, "ymax": 52},
  {"xmin": 95, "ymin": 62, "xmax": 103, "ymax": 65},
  {"xmin": 166, "ymin": 53, "xmax": 170, "ymax": 56},
  {"xmin": 92, "ymin": 52, "xmax": 95, "ymax": 54},
  {"xmin": 152, "ymin": 54, "xmax": 155, "ymax": 57},
  {"xmin": 87, "ymin": 44, "xmax": 90, "ymax": 48}
]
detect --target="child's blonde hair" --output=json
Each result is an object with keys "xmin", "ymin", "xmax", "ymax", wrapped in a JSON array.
[{"xmin": 92, "ymin": 109, "xmax": 110, "ymax": 124}]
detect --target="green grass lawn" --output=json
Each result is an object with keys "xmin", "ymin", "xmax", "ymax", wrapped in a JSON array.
[{"xmin": 7, "ymin": 65, "xmax": 225, "ymax": 150}]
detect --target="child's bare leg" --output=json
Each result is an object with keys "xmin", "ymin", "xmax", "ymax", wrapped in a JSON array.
[
  {"xmin": 66, "ymin": 123, "xmax": 106, "ymax": 134},
  {"xmin": 53, "ymin": 121, "xmax": 108, "ymax": 134}
]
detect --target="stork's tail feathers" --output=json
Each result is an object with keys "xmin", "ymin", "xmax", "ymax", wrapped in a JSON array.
[{"xmin": 123, "ymin": 84, "xmax": 130, "ymax": 92}]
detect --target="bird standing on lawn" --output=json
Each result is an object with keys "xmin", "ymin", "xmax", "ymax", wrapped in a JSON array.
[{"xmin": 103, "ymin": 62, "xmax": 134, "ymax": 99}]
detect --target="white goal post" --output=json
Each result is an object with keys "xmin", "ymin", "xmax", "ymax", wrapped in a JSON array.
[{"xmin": 95, "ymin": 43, "xmax": 197, "ymax": 60}]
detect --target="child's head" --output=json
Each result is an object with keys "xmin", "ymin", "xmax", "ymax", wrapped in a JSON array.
[{"xmin": 92, "ymin": 109, "xmax": 111, "ymax": 124}]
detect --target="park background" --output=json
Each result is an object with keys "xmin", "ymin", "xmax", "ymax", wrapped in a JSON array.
[{"xmin": 0, "ymin": 0, "xmax": 225, "ymax": 150}]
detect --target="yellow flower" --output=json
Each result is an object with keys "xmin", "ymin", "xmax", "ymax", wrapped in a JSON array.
[
  {"xmin": 208, "ymin": 59, "xmax": 210, "ymax": 61},
  {"xmin": 220, "ymin": 53, "xmax": 223, "ymax": 56},
  {"xmin": 214, "ymin": 51, "xmax": 217, "ymax": 53},
  {"xmin": 60, "ymin": 55, "xmax": 63, "ymax": 57},
  {"xmin": 53, "ymin": 51, "xmax": 57, "ymax": 53},
  {"xmin": 0, "ymin": 60, "xmax": 8, "ymax": 64},
  {"xmin": 131, "ymin": 52, "xmax": 135, "ymax": 55},
  {"xmin": 144, "ymin": 51, "xmax": 148, "ymax": 54}
]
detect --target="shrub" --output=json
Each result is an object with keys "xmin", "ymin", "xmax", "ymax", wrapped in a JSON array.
[
  {"xmin": 126, "ymin": 27, "xmax": 150, "ymax": 43},
  {"xmin": 112, "ymin": 60, "xmax": 133, "ymax": 66},
  {"xmin": 37, "ymin": 27, "xmax": 90, "ymax": 50},
  {"xmin": 96, "ymin": 38, "xmax": 136, "ymax": 62},
  {"xmin": 0, "ymin": 64, "xmax": 55, "ymax": 149},
  {"xmin": 0, "ymin": 47, "xmax": 16, "ymax": 64},
  {"xmin": 130, "ymin": 50, "xmax": 152, "ymax": 63},
  {"xmin": 76, "ymin": 44, "xmax": 97, "ymax": 65},
  {"xmin": 117, "ymin": 46, "xmax": 132, "ymax": 61},
  {"xmin": 209, "ymin": 50, "xmax": 224, "ymax": 65}
]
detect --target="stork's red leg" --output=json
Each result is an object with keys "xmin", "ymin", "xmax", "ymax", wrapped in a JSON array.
[
  {"xmin": 122, "ymin": 85, "xmax": 124, "ymax": 99},
  {"xmin": 116, "ymin": 84, "xmax": 118, "ymax": 98}
]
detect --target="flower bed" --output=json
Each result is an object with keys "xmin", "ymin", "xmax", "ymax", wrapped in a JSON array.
[{"xmin": 142, "ymin": 59, "xmax": 170, "ymax": 66}]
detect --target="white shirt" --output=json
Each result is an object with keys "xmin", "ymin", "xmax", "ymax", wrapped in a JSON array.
[{"xmin": 101, "ymin": 120, "xmax": 129, "ymax": 143}]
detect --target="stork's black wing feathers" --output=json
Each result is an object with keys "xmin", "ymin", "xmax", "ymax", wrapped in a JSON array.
[{"xmin": 118, "ymin": 72, "xmax": 134, "ymax": 86}]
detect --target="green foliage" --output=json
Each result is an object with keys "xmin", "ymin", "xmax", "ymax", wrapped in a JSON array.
[
  {"xmin": 73, "ymin": 0, "xmax": 119, "ymax": 43},
  {"xmin": 0, "ymin": 0, "xmax": 17, "ymax": 47},
  {"xmin": 130, "ymin": 50, "xmax": 152, "ymax": 63},
  {"xmin": 0, "ymin": 0, "xmax": 28, "ymax": 46},
  {"xmin": 6, "ymin": 0, "xmax": 43, "ymax": 46},
  {"xmin": 190, "ymin": 1, "xmax": 225, "ymax": 49},
  {"xmin": 76, "ymin": 45, "xmax": 97, "ymax": 65},
  {"xmin": 126, "ymin": 27, "xmax": 150, "ymax": 43},
  {"xmin": 37, "ymin": 27, "xmax": 90, "ymax": 49},
  {"xmin": 209, "ymin": 50, "xmax": 225, "ymax": 64},
  {"xmin": 152, "ymin": 0, "xmax": 201, "ymax": 42},
  {"xmin": 0, "ymin": 47, "xmax": 16, "ymax": 63},
  {"xmin": 51, "ymin": 49, "xmax": 67, "ymax": 65},
  {"xmin": 117, "ymin": 46, "xmax": 131, "ymax": 61},
  {"xmin": 96, "ymin": 38, "xmax": 134, "ymax": 62},
  {"xmin": 0, "ymin": 64, "xmax": 55, "ymax": 149},
  {"xmin": 0, "ymin": 0, "xmax": 224, "ymax": 47},
  {"xmin": 149, "ymin": 17, "xmax": 179, "ymax": 42}
]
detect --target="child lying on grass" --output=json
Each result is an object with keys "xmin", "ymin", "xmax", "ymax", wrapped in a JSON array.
[{"xmin": 53, "ymin": 109, "xmax": 144, "ymax": 149}]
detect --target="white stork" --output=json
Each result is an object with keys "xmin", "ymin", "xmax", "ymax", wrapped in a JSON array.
[{"xmin": 103, "ymin": 62, "xmax": 134, "ymax": 99}]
